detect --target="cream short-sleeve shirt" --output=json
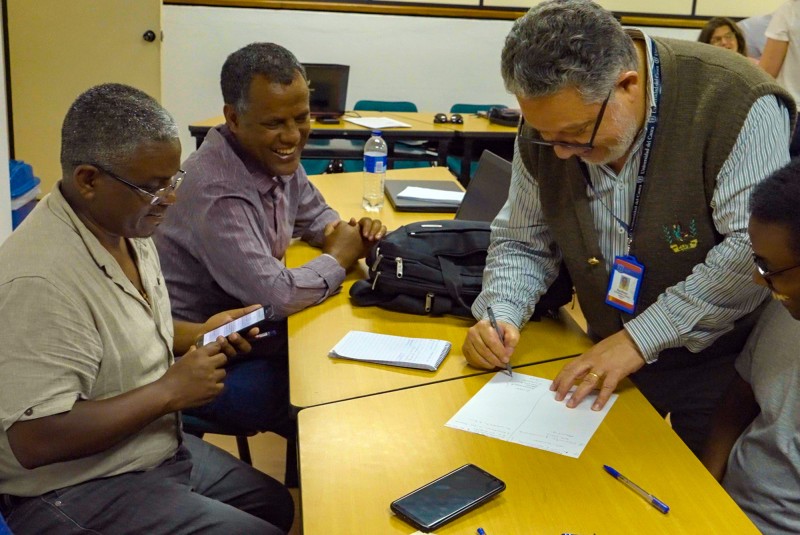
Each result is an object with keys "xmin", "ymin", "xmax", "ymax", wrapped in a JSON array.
[{"xmin": 0, "ymin": 185, "xmax": 179, "ymax": 496}]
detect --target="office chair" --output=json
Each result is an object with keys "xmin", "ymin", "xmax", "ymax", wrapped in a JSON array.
[
  {"xmin": 182, "ymin": 413, "xmax": 255, "ymax": 465},
  {"xmin": 447, "ymin": 103, "xmax": 512, "ymax": 182}
]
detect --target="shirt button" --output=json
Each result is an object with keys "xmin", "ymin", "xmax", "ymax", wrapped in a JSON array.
[
  {"xmin": 618, "ymin": 227, "xmax": 626, "ymax": 234},
  {"xmin": 54, "ymin": 500, "xmax": 62, "ymax": 507},
  {"xmin": 617, "ymin": 182, "xmax": 625, "ymax": 189},
  {"xmin": 24, "ymin": 408, "xmax": 33, "ymax": 416}
]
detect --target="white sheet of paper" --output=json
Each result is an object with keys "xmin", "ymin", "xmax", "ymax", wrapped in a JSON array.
[
  {"xmin": 445, "ymin": 372, "xmax": 617, "ymax": 458},
  {"xmin": 397, "ymin": 186, "xmax": 465, "ymax": 204},
  {"xmin": 344, "ymin": 117, "xmax": 412, "ymax": 129}
]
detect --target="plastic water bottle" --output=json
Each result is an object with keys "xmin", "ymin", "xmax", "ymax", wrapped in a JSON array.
[{"xmin": 362, "ymin": 130, "xmax": 388, "ymax": 211}]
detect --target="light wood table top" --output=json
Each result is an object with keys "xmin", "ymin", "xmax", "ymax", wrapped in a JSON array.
[
  {"xmin": 286, "ymin": 168, "xmax": 591, "ymax": 408},
  {"xmin": 298, "ymin": 358, "xmax": 758, "ymax": 535}
]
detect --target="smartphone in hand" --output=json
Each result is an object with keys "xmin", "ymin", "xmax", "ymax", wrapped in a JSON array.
[
  {"xmin": 199, "ymin": 307, "xmax": 265, "ymax": 347},
  {"xmin": 390, "ymin": 464, "xmax": 505, "ymax": 532}
]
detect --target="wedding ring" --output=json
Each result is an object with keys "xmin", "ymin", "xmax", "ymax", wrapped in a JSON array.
[{"xmin": 585, "ymin": 371, "xmax": 601, "ymax": 381}]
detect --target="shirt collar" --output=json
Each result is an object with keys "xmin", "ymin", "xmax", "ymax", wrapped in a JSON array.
[
  {"xmin": 218, "ymin": 124, "xmax": 294, "ymax": 193},
  {"xmin": 47, "ymin": 184, "xmax": 151, "ymax": 300}
]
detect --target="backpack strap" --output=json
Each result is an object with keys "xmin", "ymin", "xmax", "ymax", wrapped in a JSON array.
[{"xmin": 438, "ymin": 256, "xmax": 471, "ymax": 311}]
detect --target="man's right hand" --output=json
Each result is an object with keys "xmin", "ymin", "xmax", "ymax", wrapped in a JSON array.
[
  {"xmin": 159, "ymin": 342, "xmax": 228, "ymax": 411},
  {"xmin": 322, "ymin": 219, "xmax": 367, "ymax": 269},
  {"xmin": 462, "ymin": 319, "xmax": 520, "ymax": 370}
]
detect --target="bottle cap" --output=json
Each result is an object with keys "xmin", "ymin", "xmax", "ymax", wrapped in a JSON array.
[{"xmin": 372, "ymin": 130, "xmax": 382, "ymax": 136}]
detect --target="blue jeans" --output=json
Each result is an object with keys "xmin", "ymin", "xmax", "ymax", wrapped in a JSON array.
[
  {"xmin": 185, "ymin": 333, "xmax": 292, "ymax": 437},
  {"xmin": 4, "ymin": 434, "xmax": 294, "ymax": 534}
]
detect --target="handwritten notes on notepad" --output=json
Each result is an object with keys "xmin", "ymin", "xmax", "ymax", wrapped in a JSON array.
[
  {"xmin": 329, "ymin": 331, "xmax": 451, "ymax": 371},
  {"xmin": 445, "ymin": 372, "xmax": 617, "ymax": 458}
]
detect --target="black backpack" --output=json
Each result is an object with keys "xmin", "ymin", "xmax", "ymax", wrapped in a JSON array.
[{"xmin": 349, "ymin": 219, "xmax": 573, "ymax": 319}]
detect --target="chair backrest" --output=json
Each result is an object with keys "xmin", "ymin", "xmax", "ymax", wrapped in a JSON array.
[
  {"xmin": 450, "ymin": 103, "xmax": 506, "ymax": 114},
  {"xmin": 354, "ymin": 100, "xmax": 417, "ymax": 112},
  {"xmin": 455, "ymin": 150, "xmax": 513, "ymax": 222}
]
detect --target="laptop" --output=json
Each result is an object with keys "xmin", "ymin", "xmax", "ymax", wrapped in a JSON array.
[
  {"xmin": 384, "ymin": 180, "xmax": 464, "ymax": 213},
  {"xmin": 455, "ymin": 150, "xmax": 512, "ymax": 222},
  {"xmin": 303, "ymin": 63, "xmax": 349, "ymax": 118}
]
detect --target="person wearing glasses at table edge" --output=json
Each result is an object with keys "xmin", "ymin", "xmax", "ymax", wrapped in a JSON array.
[
  {"xmin": 462, "ymin": 0, "xmax": 795, "ymax": 456},
  {"xmin": 701, "ymin": 160, "xmax": 800, "ymax": 534},
  {"xmin": 0, "ymin": 84, "xmax": 294, "ymax": 534}
]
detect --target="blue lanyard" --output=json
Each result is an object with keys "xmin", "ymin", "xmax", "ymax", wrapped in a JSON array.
[
  {"xmin": 627, "ymin": 39, "xmax": 662, "ymax": 250},
  {"xmin": 583, "ymin": 39, "xmax": 662, "ymax": 252}
]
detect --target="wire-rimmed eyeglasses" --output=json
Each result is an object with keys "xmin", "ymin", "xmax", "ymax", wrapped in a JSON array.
[
  {"xmin": 752, "ymin": 253, "xmax": 800, "ymax": 290},
  {"xmin": 520, "ymin": 88, "xmax": 613, "ymax": 150},
  {"xmin": 81, "ymin": 162, "xmax": 185, "ymax": 205}
]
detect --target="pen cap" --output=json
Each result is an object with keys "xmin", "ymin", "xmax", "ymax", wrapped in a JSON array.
[{"xmin": 603, "ymin": 465, "xmax": 621, "ymax": 478}]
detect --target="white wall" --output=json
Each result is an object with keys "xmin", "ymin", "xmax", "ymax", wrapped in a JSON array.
[
  {"xmin": 1, "ymin": 9, "xmax": 13, "ymax": 243},
  {"xmin": 162, "ymin": 5, "xmax": 698, "ymax": 162}
]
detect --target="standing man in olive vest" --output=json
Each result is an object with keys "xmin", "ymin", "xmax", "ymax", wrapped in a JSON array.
[{"xmin": 463, "ymin": 0, "xmax": 795, "ymax": 455}]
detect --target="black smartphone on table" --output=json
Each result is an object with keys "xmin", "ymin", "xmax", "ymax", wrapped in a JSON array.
[
  {"xmin": 199, "ymin": 307, "xmax": 265, "ymax": 347},
  {"xmin": 390, "ymin": 464, "xmax": 505, "ymax": 533}
]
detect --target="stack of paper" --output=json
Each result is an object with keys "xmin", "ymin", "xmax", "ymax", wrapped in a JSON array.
[
  {"xmin": 344, "ymin": 117, "xmax": 412, "ymax": 129},
  {"xmin": 397, "ymin": 186, "xmax": 465, "ymax": 205},
  {"xmin": 329, "ymin": 331, "xmax": 451, "ymax": 371}
]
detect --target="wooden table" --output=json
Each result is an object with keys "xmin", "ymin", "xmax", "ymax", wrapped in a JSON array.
[
  {"xmin": 298, "ymin": 358, "xmax": 758, "ymax": 534},
  {"xmin": 188, "ymin": 111, "xmax": 517, "ymax": 181},
  {"xmin": 188, "ymin": 113, "xmax": 453, "ymax": 166},
  {"xmin": 286, "ymin": 168, "xmax": 591, "ymax": 408},
  {"xmin": 378, "ymin": 111, "xmax": 518, "ymax": 183}
]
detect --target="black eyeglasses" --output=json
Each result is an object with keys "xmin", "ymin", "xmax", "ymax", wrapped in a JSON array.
[
  {"xmin": 521, "ymin": 88, "xmax": 612, "ymax": 150},
  {"xmin": 752, "ymin": 253, "xmax": 800, "ymax": 290},
  {"xmin": 433, "ymin": 113, "xmax": 463, "ymax": 124},
  {"xmin": 82, "ymin": 162, "xmax": 185, "ymax": 205}
]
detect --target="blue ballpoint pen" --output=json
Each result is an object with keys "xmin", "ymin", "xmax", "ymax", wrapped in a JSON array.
[
  {"xmin": 486, "ymin": 307, "xmax": 512, "ymax": 377},
  {"xmin": 603, "ymin": 465, "xmax": 670, "ymax": 514}
]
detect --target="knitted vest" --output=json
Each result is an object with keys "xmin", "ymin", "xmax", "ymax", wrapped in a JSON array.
[{"xmin": 519, "ymin": 37, "xmax": 796, "ymax": 368}]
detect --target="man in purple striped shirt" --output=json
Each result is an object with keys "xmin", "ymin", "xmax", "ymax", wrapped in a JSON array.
[{"xmin": 153, "ymin": 44, "xmax": 385, "ymax": 445}]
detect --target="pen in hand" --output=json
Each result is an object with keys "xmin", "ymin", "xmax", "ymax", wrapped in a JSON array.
[
  {"xmin": 603, "ymin": 465, "xmax": 669, "ymax": 514},
  {"xmin": 486, "ymin": 306, "xmax": 512, "ymax": 377}
]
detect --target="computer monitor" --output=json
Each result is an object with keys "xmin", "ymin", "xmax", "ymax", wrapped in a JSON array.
[{"xmin": 303, "ymin": 63, "xmax": 350, "ymax": 118}]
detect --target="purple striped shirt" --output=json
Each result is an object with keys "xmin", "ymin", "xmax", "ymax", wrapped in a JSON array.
[{"xmin": 154, "ymin": 125, "xmax": 343, "ymax": 322}]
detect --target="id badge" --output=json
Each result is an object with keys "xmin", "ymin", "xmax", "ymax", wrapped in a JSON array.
[{"xmin": 605, "ymin": 255, "xmax": 645, "ymax": 314}]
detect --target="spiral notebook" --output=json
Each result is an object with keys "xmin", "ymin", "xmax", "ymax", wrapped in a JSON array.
[{"xmin": 329, "ymin": 331, "xmax": 451, "ymax": 371}]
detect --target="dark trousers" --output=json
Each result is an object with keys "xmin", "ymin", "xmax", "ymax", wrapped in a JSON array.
[
  {"xmin": 185, "ymin": 334, "xmax": 291, "ymax": 437},
  {"xmin": 630, "ymin": 351, "xmax": 738, "ymax": 457},
  {"xmin": 2, "ymin": 434, "xmax": 294, "ymax": 535}
]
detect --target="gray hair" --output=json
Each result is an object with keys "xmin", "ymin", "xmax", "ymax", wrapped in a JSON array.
[
  {"xmin": 60, "ymin": 83, "xmax": 178, "ymax": 176},
  {"xmin": 221, "ymin": 43, "xmax": 307, "ymax": 113},
  {"xmin": 501, "ymin": 0, "xmax": 637, "ymax": 102}
]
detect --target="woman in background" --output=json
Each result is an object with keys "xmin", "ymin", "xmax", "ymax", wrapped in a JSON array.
[{"xmin": 698, "ymin": 17, "xmax": 751, "ymax": 57}]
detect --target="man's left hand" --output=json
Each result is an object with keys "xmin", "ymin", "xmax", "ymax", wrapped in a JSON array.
[
  {"xmin": 198, "ymin": 304, "xmax": 262, "ymax": 357},
  {"xmin": 550, "ymin": 329, "xmax": 646, "ymax": 411},
  {"xmin": 355, "ymin": 217, "xmax": 387, "ymax": 242}
]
